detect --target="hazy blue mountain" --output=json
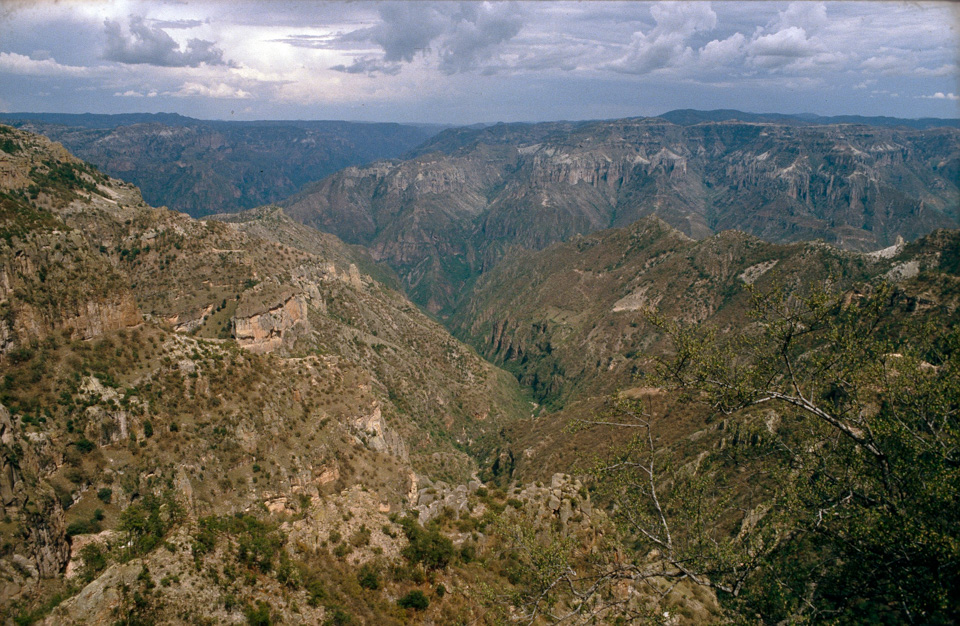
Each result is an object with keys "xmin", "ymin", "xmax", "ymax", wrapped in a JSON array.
[{"xmin": 0, "ymin": 113, "xmax": 441, "ymax": 217}]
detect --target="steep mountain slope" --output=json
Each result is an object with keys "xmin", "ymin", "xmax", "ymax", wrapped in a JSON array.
[
  {"xmin": 3, "ymin": 123, "xmax": 957, "ymax": 624},
  {"xmin": 0, "ymin": 125, "xmax": 543, "ymax": 623},
  {"xmin": 0, "ymin": 114, "xmax": 438, "ymax": 218},
  {"xmin": 447, "ymin": 215, "xmax": 960, "ymax": 480},
  {"xmin": 448, "ymin": 217, "xmax": 881, "ymax": 410},
  {"xmin": 284, "ymin": 117, "xmax": 960, "ymax": 314}
]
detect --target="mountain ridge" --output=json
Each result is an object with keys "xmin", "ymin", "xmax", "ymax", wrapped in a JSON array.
[
  {"xmin": 284, "ymin": 116, "xmax": 960, "ymax": 314},
  {"xmin": 0, "ymin": 115, "xmax": 441, "ymax": 218}
]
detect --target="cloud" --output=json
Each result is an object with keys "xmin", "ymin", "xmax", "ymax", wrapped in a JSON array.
[
  {"xmin": 0, "ymin": 51, "xmax": 90, "ymax": 76},
  {"xmin": 859, "ymin": 54, "xmax": 910, "ymax": 75},
  {"xmin": 366, "ymin": 3, "xmax": 448, "ymax": 63},
  {"xmin": 606, "ymin": 2, "xmax": 717, "ymax": 75},
  {"xmin": 436, "ymin": 3, "xmax": 523, "ymax": 74},
  {"xmin": 271, "ymin": 34, "xmax": 342, "ymax": 50},
  {"xmin": 330, "ymin": 57, "xmax": 402, "ymax": 76},
  {"xmin": 749, "ymin": 27, "xmax": 818, "ymax": 59},
  {"xmin": 149, "ymin": 19, "xmax": 208, "ymax": 30},
  {"xmin": 698, "ymin": 33, "xmax": 746, "ymax": 68},
  {"xmin": 332, "ymin": 1, "xmax": 523, "ymax": 75},
  {"xmin": 168, "ymin": 82, "xmax": 252, "ymax": 99},
  {"xmin": 774, "ymin": 2, "xmax": 828, "ymax": 33},
  {"xmin": 103, "ymin": 16, "xmax": 231, "ymax": 67},
  {"xmin": 914, "ymin": 64, "xmax": 957, "ymax": 78},
  {"xmin": 114, "ymin": 89, "xmax": 158, "ymax": 98},
  {"xmin": 919, "ymin": 92, "xmax": 959, "ymax": 101}
]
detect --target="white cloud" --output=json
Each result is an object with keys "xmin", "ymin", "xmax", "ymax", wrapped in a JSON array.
[
  {"xmin": 774, "ymin": 2, "xmax": 828, "ymax": 33},
  {"xmin": 860, "ymin": 55, "xmax": 911, "ymax": 75},
  {"xmin": 919, "ymin": 92, "xmax": 960, "ymax": 101},
  {"xmin": 698, "ymin": 33, "xmax": 746, "ymax": 67},
  {"xmin": 606, "ymin": 2, "xmax": 717, "ymax": 75},
  {"xmin": 749, "ymin": 27, "xmax": 818, "ymax": 59},
  {"xmin": 168, "ymin": 82, "xmax": 252, "ymax": 99},
  {"xmin": 114, "ymin": 89, "xmax": 158, "ymax": 98},
  {"xmin": 915, "ymin": 64, "xmax": 958, "ymax": 78},
  {"xmin": 0, "ymin": 51, "xmax": 91, "ymax": 77}
]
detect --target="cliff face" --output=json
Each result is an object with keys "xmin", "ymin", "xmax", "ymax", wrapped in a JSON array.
[
  {"xmin": 450, "ymin": 216, "xmax": 960, "ymax": 412},
  {"xmin": 0, "ymin": 131, "xmax": 143, "ymax": 354},
  {"xmin": 0, "ymin": 405, "xmax": 70, "ymax": 603},
  {"xmin": 284, "ymin": 118, "xmax": 960, "ymax": 314},
  {"xmin": 233, "ymin": 292, "xmax": 310, "ymax": 354}
]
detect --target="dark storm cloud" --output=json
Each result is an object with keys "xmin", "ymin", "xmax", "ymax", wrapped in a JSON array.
[
  {"xmin": 103, "ymin": 16, "xmax": 231, "ymax": 67},
  {"xmin": 336, "ymin": 3, "xmax": 447, "ymax": 63},
  {"xmin": 1, "ymin": 1, "xmax": 957, "ymax": 123},
  {"xmin": 331, "ymin": 1, "xmax": 523, "ymax": 75},
  {"xmin": 330, "ymin": 56, "xmax": 402, "ymax": 76},
  {"xmin": 436, "ymin": 3, "xmax": 523, "ymax": 75}
]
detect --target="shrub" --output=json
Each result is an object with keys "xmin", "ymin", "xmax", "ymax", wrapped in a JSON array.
[
  {"xmin": 397, "ymin": 590, "xmax": 429, "ymax": 610},
  {"xmin": 244, "ymin": 600, "xmax": 272, "ymax": 626},
  {"xmin": 73, "ymin": 439, "xmax": 95, "ymax": 453},
  {"xmin": 349, "ymin": 525, "xmax": 371, "ymax": 547},
  {"xmin": 66, "ymin": 520, "xmax": 95, "ymax": 536},
  {"xmin": 79, "ymin": 543, "xmax": 107, "ymax": 582},
  {"xmin": 97, "ymin": 488, "xmax": 113, "ymax": 503},
  {"xmin": 398, "ymin": 516, "xmax": 455, "ymax": 570},
  {"xmin": 323, "ymin": 607, "xmax": 355, "ymax": 625},
  {"xmin": 357, "ymin": 562, "xmax": 380, "ymax": 590}
]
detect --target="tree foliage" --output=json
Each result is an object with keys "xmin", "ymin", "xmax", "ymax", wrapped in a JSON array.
[{"xmin": 639, "ymin": 282, "xmax": 960, "ymax": 623}]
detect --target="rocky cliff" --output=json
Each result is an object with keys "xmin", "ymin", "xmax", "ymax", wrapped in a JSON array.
[
  {"xmin": 284, "ymin": 118, "xmax": 959, "ymax": 314},
  {"xmin": 450, "ymin": 217, "xmax": 960, "ymax": 412},
  {"xmin": 0, "ymin": 125, "xmax": 531, "ymax": 621}
]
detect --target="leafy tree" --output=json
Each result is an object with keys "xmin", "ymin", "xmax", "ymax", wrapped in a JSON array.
[
  {"xmin": 633, "ymin": 283, "xmax": 960, "ymax": 623},
  {"xmin": 117, "ymin": 492, "xmax": 184, "ymax": 559}
]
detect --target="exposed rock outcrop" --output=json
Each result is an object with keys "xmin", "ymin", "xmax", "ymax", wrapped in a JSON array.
[
  {"xmin": 233, "ymin": 291, "xmax": 310, "ymax": 353},
  {"xmin": 285, "ymin": 119, "xmax": 959, "ymax": 313},
  {"xmin": 0, "ymin": 405, "xmax": 70, "ymax": 604}
]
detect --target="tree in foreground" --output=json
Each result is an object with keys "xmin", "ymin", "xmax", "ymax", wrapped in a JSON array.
[
  {"xmin": 554, "ymin": 282, "xmax": 959, "ymax": 624},
  {"xmin": 633, "ymin": 282, "xmax": 960, "ymax": 623}
]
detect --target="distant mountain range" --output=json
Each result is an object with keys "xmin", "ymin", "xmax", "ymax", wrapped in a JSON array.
[
  {"xmin": 4, "ymin": 109, "xmax": 958, "ymax": 318},
  {"xmin": 656, "ymin": 108, "xmax": 960, "ymax": 129},
  {"xmin": 0, "ymin": 112, "xmax": 443, "ymax": 217},
  {"xmin": 284, "ymin": 116, "xmax": 960, "ymax": 314}
]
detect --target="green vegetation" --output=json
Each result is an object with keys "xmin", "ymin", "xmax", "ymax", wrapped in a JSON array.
[
  {"xmin": 118, "ymin": 492, "xmax": 184, "ymax": 559},
  {"xmin": 397, "ymin": 515, "xmax": 455, "ymax": 570},
  {"xmin": 356, "ymin": 562, "xmax": 380, "ymax": 590},
  {"xmin": 3, "ymin": 121, "xmax": 958, "ymax": 625},
  {"xmin": 0, "ymin": 191, "xmax": 62, "ymax": 243},
  {"xmin": 553, "ymin": 282, "xmax": 960, "ymax": 623},
  {"xmin": 397, "ymin": 589, "xmax": 429, "ymax": 610},
  {"xmin": 27, "ymin": 159, "xmax": 106, "ymax": 203}
]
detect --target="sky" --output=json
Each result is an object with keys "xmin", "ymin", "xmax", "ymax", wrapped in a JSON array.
[{"xmin": 0, "ymin": 1, "xmax": 957, "ymax": 124}]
